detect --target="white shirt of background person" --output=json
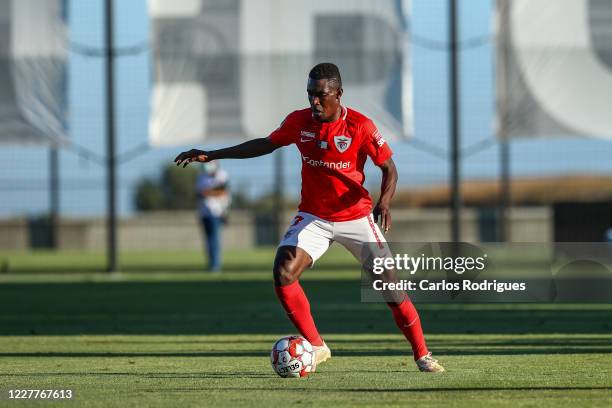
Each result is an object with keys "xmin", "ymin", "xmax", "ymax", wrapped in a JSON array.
[{"xmin": 196, "ymin": 162, "xmax": 231, "ymax": 218}]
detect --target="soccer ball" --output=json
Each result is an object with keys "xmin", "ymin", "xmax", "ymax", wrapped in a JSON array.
[{"xmin": 270, "ymin": 335, "xmax": 314, "ymax": 378}]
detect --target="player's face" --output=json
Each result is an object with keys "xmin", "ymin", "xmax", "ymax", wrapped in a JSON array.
[{"xmin": 307, "ymin": 78, "xmax": 343, "ymax": 122}]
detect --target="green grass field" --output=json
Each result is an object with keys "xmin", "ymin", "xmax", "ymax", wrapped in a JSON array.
[{"xmin": 0, "ymin": 248, "xmax": 611, "ymax": 407}]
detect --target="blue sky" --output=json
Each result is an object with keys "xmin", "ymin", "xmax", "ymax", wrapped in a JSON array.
[{"xmin": 1, "ymin": 0, "xmax": 611, "ymax": 217}]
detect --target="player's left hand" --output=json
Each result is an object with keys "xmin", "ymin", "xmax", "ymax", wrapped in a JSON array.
[{"xmin": 373, "ymin": 203, "xmax": 391, "ymax": 233}]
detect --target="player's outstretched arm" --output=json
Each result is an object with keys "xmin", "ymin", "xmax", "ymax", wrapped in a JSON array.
[
  {"xmin": 174, "ymin": 137, "xmax": 280, "ymax": 167},
  {"xmin": 373, "ymin": 158, "xmax": 398, "ymax": 233}
]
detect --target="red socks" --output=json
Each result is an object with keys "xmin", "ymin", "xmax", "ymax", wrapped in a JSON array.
[
  {"xmin": 274, "ymin": 280, "xmax": 428, "ymax": 359},
  {"xmin": 388, "ymin": 299, "xmax": 429, "ymax": 360},
  {"xmin": 274, "ymin": 280, "xmax": 323, "ymax": 346}
]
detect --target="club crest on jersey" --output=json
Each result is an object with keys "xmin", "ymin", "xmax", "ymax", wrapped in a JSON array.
[{"xmin": 333, "ymin": 136, "xmax": 351, "ymax": 153}]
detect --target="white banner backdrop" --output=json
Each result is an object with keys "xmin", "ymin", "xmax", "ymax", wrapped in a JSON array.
[
  {"xmin": 497, "ymin": 0, "xmax": 612, "ymax": 139},
  {"xmin": 0, "ymin": 0, "xmax": 68, "ymax": 145},
  {"xmin": 149, "ymin": 0, "xmax": 412, "ymax": 146}
]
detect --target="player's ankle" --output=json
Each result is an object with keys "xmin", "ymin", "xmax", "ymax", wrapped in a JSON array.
[
  {"xmin": 414, "ymin": 346, "xmax": 430, "ymax": 360},
  {"xmin": 310, "ymin": 337, "xmax": 324, "ymax": 347},
  {"xmin": 415, "ymin": 351, "xmax": 430, "ymax": 361}
]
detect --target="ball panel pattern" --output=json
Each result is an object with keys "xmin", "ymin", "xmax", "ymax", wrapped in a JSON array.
[{"xmin": 270, "ymin": 335, "xmax": 315, "ymax": 378}]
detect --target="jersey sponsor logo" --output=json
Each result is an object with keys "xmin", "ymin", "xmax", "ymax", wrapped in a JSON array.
[
  {"xmin": 301, "ymin": 155, "xmax": 351, "ymax": 170},
  {"xmin": 333, "ymin": 135, "xmax": 352, "ymax": 153},
  {"xmin": 300, "ymin": 130, "xmax": 315, "ymax": 142},
  {"xmin": 373, "ymin": 129, "xmax": 386, "ymax": 147}
]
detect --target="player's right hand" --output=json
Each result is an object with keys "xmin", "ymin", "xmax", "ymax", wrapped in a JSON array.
[
  {"xmin": 174, "ymin": 149, "xmax": 209, "ymax": 167},
  {"xmin": 373, "ymin": 202, "xmax": 391, "ymax": 234}
]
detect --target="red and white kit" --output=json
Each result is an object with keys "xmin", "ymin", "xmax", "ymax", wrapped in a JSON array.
[
  {"xmin": 268, "ymin": 106, "xmax": 393, "ymax": 263},
  {"xmin": 270, "ymin": 106, "xmax": 433, "ymax": 364}
]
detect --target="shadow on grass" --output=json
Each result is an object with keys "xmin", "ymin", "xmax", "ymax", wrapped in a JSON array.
[
  {"xmin": 171, "ymin": 387, "xmax": 612, "ymax": 393},
  {"xmin": 0, "ymin": 279, "xmax": 611, "ymax": 336},
  {"xmin": 0, "ymin": 344, "xmax": 611, "ymax": 358},
  {"xmin": 0, "ymin": 371, "xmax": 278, "ymax": 379},
  {"xmin": 159, "ymin": 386, "xmax": 612, "ymax": 393},
  {"xmin": 1, "ymin": 263, "xmax": 359, "ymax": 274},
  {"xmin": 4, "ymin": 372, "xmax": 612, "ymax": 388},
  {"xmin": 2, "ymin": 259, "xmax": 561, "ymax": 274},
  {"xmin": 338, "ymin": 386, "xmax": 612, "ymax": 392}
]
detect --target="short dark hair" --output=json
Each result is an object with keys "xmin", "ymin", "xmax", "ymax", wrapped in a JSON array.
[{"xmin": 309, "ymin": 62, "xmax": 342, "ymax": 88}]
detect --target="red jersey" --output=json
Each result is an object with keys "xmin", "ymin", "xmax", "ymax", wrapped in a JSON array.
[{"xmin": 268, "ymin": 107, "xmax": 393, "ymax": 222}]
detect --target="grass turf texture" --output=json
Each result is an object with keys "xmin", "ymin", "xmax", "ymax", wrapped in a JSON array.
[{"xmin": 0, "ymin": 248, "xmax": 611, "ymax": 407}]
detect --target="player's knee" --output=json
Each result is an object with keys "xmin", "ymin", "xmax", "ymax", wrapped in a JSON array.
[
  {"xmin": 273, "ymin": 263, "xmax": 299, "ymax": 286},
  {"xmin": 273, "ymin": 246, "xmax": 310, "ymax": 286}
]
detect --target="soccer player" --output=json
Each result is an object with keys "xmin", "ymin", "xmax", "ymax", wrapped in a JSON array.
[{"xmin": 174, "ymin": 63, "xmax": 445, "ymax": 372}]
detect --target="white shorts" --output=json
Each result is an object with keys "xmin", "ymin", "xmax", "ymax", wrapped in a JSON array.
[{"xmin": 278, "ymin": 211, "xmax": 392, "ymax": 267}]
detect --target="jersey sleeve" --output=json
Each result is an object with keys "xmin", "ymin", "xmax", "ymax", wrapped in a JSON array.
[
  {"xmin": 267, "ymin": 111, "xmax": 300, "ymax": 146},
  {"xmin": 360, "ymin": 119, "xmax": 393, "ymax": 166}
]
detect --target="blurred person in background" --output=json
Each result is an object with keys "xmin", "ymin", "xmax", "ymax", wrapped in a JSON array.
[{"xmin": 196, "ymin": 161, "xmax": 231, "ymax": 272}]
